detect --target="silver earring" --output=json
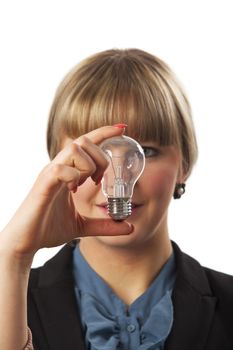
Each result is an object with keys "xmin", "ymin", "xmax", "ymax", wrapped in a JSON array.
[{"xmin": 173, "ymin": 183, "xmax": 186, "ymax": 199}]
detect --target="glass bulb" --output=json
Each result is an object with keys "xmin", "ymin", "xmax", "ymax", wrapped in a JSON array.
[{"xmin": 100, "ymin": 135, "xmax": 145, "ymax": 221}]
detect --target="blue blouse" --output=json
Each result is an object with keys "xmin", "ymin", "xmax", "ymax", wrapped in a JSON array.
[{"xmin": 73, "ymin": 247, "xmax": 176, "ymax": 350}]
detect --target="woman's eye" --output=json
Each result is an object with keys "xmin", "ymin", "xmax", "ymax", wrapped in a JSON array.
[{"xmin": 142, "ymin": 147, "xmax": 160, "ymax": 158}]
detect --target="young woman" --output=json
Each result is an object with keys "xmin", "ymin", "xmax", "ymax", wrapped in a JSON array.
[{"xmin": 0, "ymin": 49, "xmax": 233, "ymax": 350}]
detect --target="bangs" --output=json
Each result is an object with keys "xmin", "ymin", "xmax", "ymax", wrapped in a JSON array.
[
  {"xmin": 55, "ymin": 54, "xmax": 180, "ymax": 150},
  {"xmin": 48, "ymin": 49, "xmax": 197, "ymax": 178}
]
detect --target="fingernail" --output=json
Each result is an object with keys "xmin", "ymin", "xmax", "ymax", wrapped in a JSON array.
[
  {"xmin": 95, "ymin": 175, "xmax": 103, "ymax": 185},
  {"xmin": 72, "ymin": 186, "xmax": 78, "ymax": 193},
  {"xmin": 113, "ymin": 123, "xmax": 128, "ymax": 128}
]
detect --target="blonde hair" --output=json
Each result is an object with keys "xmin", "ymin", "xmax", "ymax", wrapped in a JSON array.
[{"xmin": 47, "ymin": 48, "xmax": 198, "ymax": 177}]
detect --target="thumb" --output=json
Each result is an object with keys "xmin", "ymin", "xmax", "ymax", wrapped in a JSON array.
[{"xmin": 77, "ymin": 216, "xmax": 134, "ymax": 237}]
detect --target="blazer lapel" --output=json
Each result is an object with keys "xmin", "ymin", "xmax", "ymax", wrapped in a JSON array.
[
  {"xmin": 165, "ymin": 242, "xmax": 217, "ymax": 350},
  {"xmin": 31, "ymin": 243, "xmax": 86, "ymax": 350},
  {"xmin": 30, "ymin": 241, "xmax": 218, "ymax": 350}
]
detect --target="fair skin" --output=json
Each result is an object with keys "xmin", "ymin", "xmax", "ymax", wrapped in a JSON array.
[
  {"xmin": 69, "ymin": 138, "xmax": 183, "ymax": 304},
  {"xmin": 0, "ymin": 125, "xmax": 183, "ymax": 349},
  {"xmin": 0, "ymin": 126, "xmax": 132, "ymax": 350}
]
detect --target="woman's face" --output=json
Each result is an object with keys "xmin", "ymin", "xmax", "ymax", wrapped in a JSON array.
[{"xmin": 70, "ymin": 139, "xmax": 183, "ymax": 248}]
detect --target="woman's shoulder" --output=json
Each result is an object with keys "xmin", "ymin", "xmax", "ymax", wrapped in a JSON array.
[
  {"xmin": 203, "ymin": 266, "xmax": 233, "ymax": 299},
  {"xmin": 172, "ymin": 240, "xmax": 233, "ymax": 300},
  {"xmin": 28, "ymin": 242, "xmax": 76, "ymax": 289}
]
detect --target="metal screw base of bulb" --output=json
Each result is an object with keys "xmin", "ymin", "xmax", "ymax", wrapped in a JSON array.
[{"xmin": 107, "ymin": 197, "xmax": 132, "ymax": 221}]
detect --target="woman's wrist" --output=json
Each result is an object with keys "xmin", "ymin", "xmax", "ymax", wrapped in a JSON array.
[{"xmin": 0, "ymin": 233, "xmax": 34, "ymax": 274}]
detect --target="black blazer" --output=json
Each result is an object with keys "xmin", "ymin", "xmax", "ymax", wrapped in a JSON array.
[{"xmin": 27, "ymin": 241, "xmax": 233, "ymax": 349}]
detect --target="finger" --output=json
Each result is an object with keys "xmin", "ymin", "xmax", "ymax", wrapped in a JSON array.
[
  {"xmin": 73, "ymin": 136, "xmax": 109, "ymax": 183},
  {"xmin": 77, "ymin": 216, "xmax": 134, "ymax": 237},
  {"xmin": 73, "ymin": 125, "xmax": 126, "ymax": 183},
  {"xmin": 81, "ymin": 125, "xmax": 126, "ymax": 145},
  {"xmin": 50, "ymin": 125, "xmax": 126, "ymax": 187},
  {"xmin": 52, "ymin": 143, "xmax": 97, "ymax": 185},
  {"xmin": 51, "ymin": 164, "xmax": 81, "ymax": 191},
  {"xmin": 35, "ymin": 164, "xmax": 82, "ymax": 195}
]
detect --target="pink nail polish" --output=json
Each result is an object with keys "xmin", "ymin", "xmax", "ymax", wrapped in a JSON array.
[
  {"xmin": 113, "ymin": 123, "xmax": 128, "ymax": 128},
  {"xmin": 95, "ymin": 175, "xmax": 103, "ymax": 185},
  {"xmin": 72, "ymin": 186, "xmax": 78, "ymax": 193}
]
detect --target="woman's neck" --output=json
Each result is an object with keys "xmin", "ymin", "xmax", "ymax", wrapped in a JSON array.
[{"xmin": 79, "ymin": 229, "xmax": 172, "ymax": 305}]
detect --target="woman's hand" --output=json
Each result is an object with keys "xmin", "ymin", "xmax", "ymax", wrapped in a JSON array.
[{"xmin": 0, "ymin": 126, "xmax": 133, "ymax": 259}]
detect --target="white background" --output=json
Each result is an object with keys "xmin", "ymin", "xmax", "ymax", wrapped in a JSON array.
[{"xmin": 0, "ymin": 0, "xmax": 232, "ymax": 272}]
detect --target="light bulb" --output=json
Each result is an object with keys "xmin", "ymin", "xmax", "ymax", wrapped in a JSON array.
[{"xmin": 100, "ymin": 135, "xmax": 145, "ymax": 221}]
